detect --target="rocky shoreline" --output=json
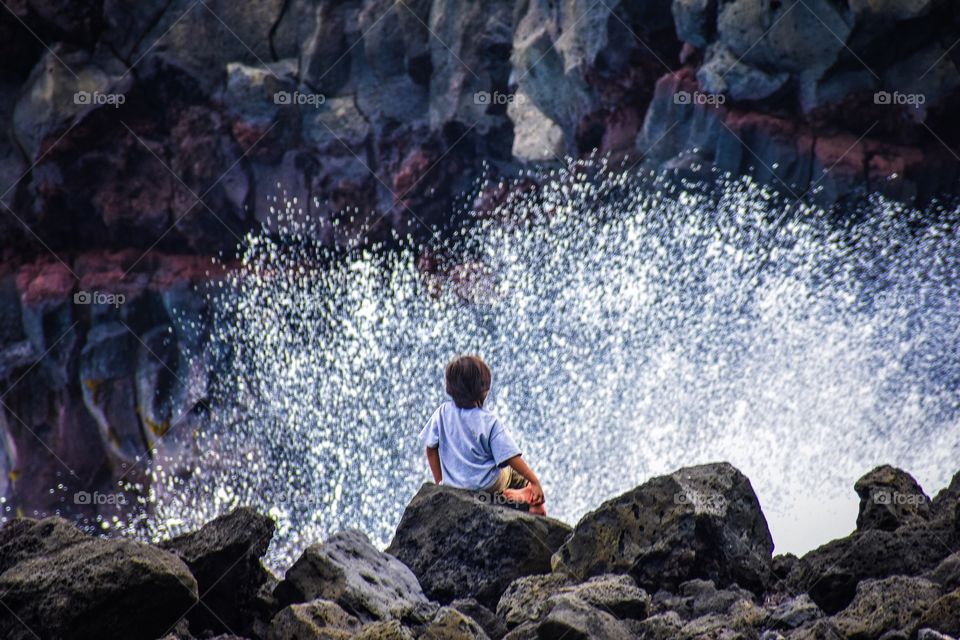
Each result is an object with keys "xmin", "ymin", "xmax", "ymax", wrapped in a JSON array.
[{"xmin": 0, "ymin": 461, "xmax": 957, "ymax": 640}]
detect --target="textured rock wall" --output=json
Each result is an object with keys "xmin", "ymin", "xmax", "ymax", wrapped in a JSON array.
[{"xmin": 1, "ymin": 0, "xmax": 959, "ymax": 520}]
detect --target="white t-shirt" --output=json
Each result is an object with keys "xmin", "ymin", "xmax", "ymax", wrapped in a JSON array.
[{"xmin": 419, "ymin": 401, "xmax": 522, "ymax": 490}]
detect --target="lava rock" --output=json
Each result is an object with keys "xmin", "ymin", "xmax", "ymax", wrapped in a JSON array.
[
  {"xmin": 386, "ymin": 483, "xmax": 572, "ymax": 609},
  {"xmin": 552, "ymin": 462, "xmax": 774, "ymax": 595},
  {"xmin": 268, "ymin": 599, "xmax": 361, "ymax": 640},
  {"xmin": 496, "ymin": 573, "xmax": 573, "ymax": 628},
  {"xmin": 0, "ymin": 517, "xmax": 198, "ymax": 640},
  {"xmin": 917, "ymin": 588, "xmax": 960, "ymax": 637},
  {"xmin": 789, "ymin": 520, "xmax": 957, "ymax": 614},
  {"xmin": 566, "ymin": 574, "xmax": 652, "ymax": 620},
  {"xmin": 418, "ymin": 606, "xmax": 491, "ymax": 640},
  {"xmin": 0, "ymin": 515, "xmax": 87, "ymax": 573},
  {"xmin": 652, "ymin": 578, "xmax": 757, "ymax": 621},
  {"xmin": 355, "ymin": 619, "xmax": 417, "ymax": 640},
  {"xmin": 832, "ymin": 576, "xmax": 941, "ymax": 639},
  {"xmin": 854, "ymin": 465, "xmax": 932, "ymax": 531},
  {"xmin": 537, "ymin": 594, "xmax": 633, "ymax": 640},
  {"xmin": 277, "ymin": 529, "xmax": 435, "ymax": 622},
  {"xmin": 931, "ymin": 470, "xmax": 960, "ymax": 521},
  {"xmin": 924, "ymin": 553, "xmax": 960, "ymax": 593},
  {"xmin": 161, "ymin": 507, "xmax": 276, "ymax": 636},
  {"xmin": 496, "ymin": 572, "xmax": 649, "ymax": 630},
  {"xmin": 765, "ymin": 593, "xmax": 823, "ymax": 630},
  {"xmin": 450, "ymin": 598, "xmax": 508, "ymax": 640}
]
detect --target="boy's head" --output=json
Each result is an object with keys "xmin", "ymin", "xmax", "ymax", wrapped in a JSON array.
[{"xmin": 445, "ymin": 355, "xmax": 492, "ymax": 408}]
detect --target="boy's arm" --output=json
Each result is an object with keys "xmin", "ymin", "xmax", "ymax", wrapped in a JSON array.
[
  {"xmin": 425, "ymin": 447, "xmax": 442, "ymax": 484},
  {"xmin": 505, "ymin": 455, "xmax": 544, "ymax": 505}
]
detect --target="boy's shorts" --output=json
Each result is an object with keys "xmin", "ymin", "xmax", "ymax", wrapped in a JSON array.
[{"xmin": 485, "ymin": 466, "xmax": 528, "ymax": 493}]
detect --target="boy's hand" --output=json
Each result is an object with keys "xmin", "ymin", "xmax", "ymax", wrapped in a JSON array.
[{"xmin": 526, "ymin": 481, "xmax": 545, "ymax": 506}]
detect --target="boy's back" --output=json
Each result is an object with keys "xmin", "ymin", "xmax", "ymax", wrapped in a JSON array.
[
  {"xmin": 422, "ymin": 354, "xmax": 545, "ymax": 515},
  {"xmin": 420, "ymin": 401, "xmax": 520, "ymax": 490}
]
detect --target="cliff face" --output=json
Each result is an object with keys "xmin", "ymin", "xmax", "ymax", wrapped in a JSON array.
[
  {"xmin": 3, "ymin": 0, "xmax": 958, "ymax": 258},
  {"xmin": 0, "ymin": 0, "xmax": 959, "ymax": 519}
]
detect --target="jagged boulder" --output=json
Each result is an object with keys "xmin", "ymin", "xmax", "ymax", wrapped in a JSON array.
[
  {"xmin": 854, "ymin": 465, "xmax": 932, "ymax": 531},
  {"xmin": 789, "ymin": 521, "xmax": 956, "ymax": 615},
  {"xmin": 537, "ymin": 594, "xmax": 633, "ymax": 640},
  {"xmin": 161, "ymin": 507, "xmax": 276, "ymax": 636},
  {"xmin": 0, "ymin": 515, "xmax": 87, "ymax": 573},
  {"xmin": 276, "ymin": 529, "xmax": 436, "ymax": 623},
  {"xmin": 450, "ymin": 599, "xmax": 508, "ymax": 640},
  {"xmin": 651, "ymin": 578, "xmax": 757, "ymax": 621},
  {"xmin": 917, "ymin": 588, "xmax": 960, "ymax": 637},
  {"xmin": 355, "ymin": 619, "xmax": 416, "ymax": 640},
  {"xmin": 497, "ymin": 573, "xmax": 650, "ymax": 630},
  {"xmin": 0, "ymin": 517, "xmax": 198, "ymax": 640},
  {"xmin": 552, "ymin": 462, "xmax": 774, "ymax": 595},
  {"xmin": 789, "ymin": 470, "xmax": 960, "ymax": 614},
  {"xmin": 764, "ymin": 593, "xmax": 823, "ymax": 631},
  {"xmin": 418, "ymin": 606, "xmax": 491, "ymax": 640},
  {"xmin": 932, "ymin": 470, "xmax": 960, "ymax": 521},
  {"xmin": 832, "ymin": 576, "xmax": 941, "ymax": 639},
  {"xmin": 386, "ymin": 483, "xmax": 572, "ymax": 609},
  {"xmin": 268, "ymin": 599, "xmax": 361, "ymax": 640},
  {"xmin": 925, "ymin": 553, "xmax": 960, "ymax": 593}
]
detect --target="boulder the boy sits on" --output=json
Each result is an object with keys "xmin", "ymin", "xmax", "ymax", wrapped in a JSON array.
[{"xmin": 420, "ymin": 355, "xmax": 546, "ymax": 515}]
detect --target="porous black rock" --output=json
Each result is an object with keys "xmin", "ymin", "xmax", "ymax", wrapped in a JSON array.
[
  {"xmin": 161, "ymin": 506, "xmax": 276, "ymax": 636},
  {"xmin": 551, "ymin": 462, "xmax": 774, "ymax": 595},
  {"xmin": 0, "ymin": 517, "xmax": 198, "ymax": 640},
  {"xmin": 386, "ymin": 483, "xmax": 572, "ymax": 609}
]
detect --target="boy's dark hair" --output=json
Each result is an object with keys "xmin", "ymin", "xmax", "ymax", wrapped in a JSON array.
[{"xmin": 445, "ymin": 355, "xmax": 492, "ymax": 408}]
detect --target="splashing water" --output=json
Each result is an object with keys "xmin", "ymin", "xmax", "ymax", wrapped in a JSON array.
[{"xmin": 145, "ymin": 168, "xmax": 960, "ymax": 570}]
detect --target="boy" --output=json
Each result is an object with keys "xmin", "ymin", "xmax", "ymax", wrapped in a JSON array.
[{"xmin": 420, "ymin": 354, "xmax": 546, "ymax": 515}]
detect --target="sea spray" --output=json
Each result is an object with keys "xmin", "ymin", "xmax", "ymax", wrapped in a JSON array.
[{"xmin": 143, "ymin": 168, "xmax": 960, "ymax": 570}]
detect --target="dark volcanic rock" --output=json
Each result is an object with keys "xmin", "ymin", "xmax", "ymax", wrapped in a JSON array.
[
  {"xmin": 789, "ymin": 522, "xmax": 957, "ymax": 615},
  {"xmin": 537, "ymin": 594, "xmax": 633, "ymax": 640},
  {"xmin": 496, "ymin": 573, "xmax": 650, "ymax": 631},
  {"xmin": 790, "ymin": 469, "xmax": 960, "ymax": 614},
  {"xmin": 0, "ymin": 515, "xmax": 87, "ymax": 573},
  {"xmin": 268, "ymin": 598, "xmax": 362, "ymax": 640},
  {"xmin": 417, "ymin": 606, "xmax": 491, "ymax": 640},
  {"xmin": 450, "ymin": 598, "xmax": 509, "ymax": 640},
  {"xmin": 386, "ymin": 483, "xmax": 572, "ymax": 609},
  {"xmin": 276, "ymin": 529, "xmax": 436, "ymax": 623},
  {"xmin": 161, "ymin": 507, "xmax": 276, "ymax": 637},
  {"xmin": 854, "ymin": 465, "xmax": 932, "ymax": 532},
  {"xmin": 0, "ymin": 517, "xmax": 198, "ymax": 640},
  {"xmin": 832, "ymin": 575, "xmax": 941, "ymax": 639},
  {"xmin": 917, "ymin": 588, "xmax": 960, "ymax": 637},
  {"xmin": 552, "ymin": 462, "xmax": 774, "ymax": 595},
  {"xmin": 932, "ymin": 470, "xmax": 960, "ymax": 521}
]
